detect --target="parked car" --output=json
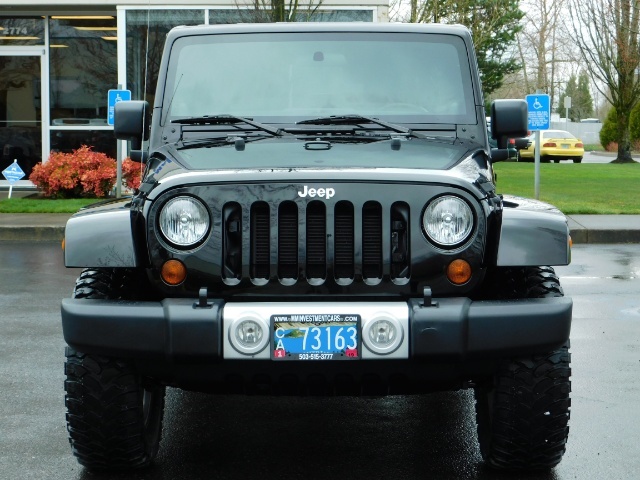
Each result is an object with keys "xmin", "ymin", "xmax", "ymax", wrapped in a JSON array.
[{"xmin": 518, "ymin": 129, "xmax": 584, "ymax": 163}]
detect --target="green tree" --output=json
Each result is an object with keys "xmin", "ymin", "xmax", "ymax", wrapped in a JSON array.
[
  {"xmin": 404, "ymin": 0, "xmax": 524, "ymax": 96},
  {"xmin": 558, "ymin": 72, "xmax": 593, "ymax": 121}
]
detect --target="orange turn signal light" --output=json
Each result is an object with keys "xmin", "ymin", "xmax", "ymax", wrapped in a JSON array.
[
  {"xmin": 161, "ymin": 259, "xmax": 187, "ymax": 286},
  {"xmin": 447, "ymin": 259, "xmax": 472, "ymax": 285}
]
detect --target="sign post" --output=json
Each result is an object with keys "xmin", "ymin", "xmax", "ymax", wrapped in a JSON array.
[
  {"xmin": 564, "ymin": 96, "xmax": 571, "ymax": 130},
  {"xmin": 526, "ymin": 93, "xmax": 551, "ymax": 200},
  {"xmin": 2, "ymin": 160, "xmax": 26, "ymax": 199},
  {"xmin": 108, "ymin": 88, "xmax": 131, "ymax": 198}
]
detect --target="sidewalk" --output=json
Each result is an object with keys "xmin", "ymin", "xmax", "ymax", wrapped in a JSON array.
[{"xmin": 1, "ymin": 212, "xmax": 639, "ymax": 244}]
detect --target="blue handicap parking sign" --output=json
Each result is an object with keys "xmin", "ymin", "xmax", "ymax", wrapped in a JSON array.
[
  {"xmin": 2, "ymin": 160, "xmax": 26, "ymax": 184},
  {"xmin": 107, "ymin": 89, "xmax": 131, "ymax": 126},
  {"xmin": 526, "ymin": 94, "xmax": 550, "ymax": 131}
]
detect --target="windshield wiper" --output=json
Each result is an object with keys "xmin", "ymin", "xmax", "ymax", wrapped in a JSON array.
[
  {"xmin": 297, "ymin": 114, "xmax": 421, "ymax": 136},
  {"xmin": 171, "ymin": 114, "xmax": 288, "ymax": 137},
  {"xmin": 176, "ymin": 134, "xmax": 272, "ymax": 151}
]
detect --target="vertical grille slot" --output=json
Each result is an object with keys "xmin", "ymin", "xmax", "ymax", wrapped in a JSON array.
[
  {"xmin": 306, "ymin": 201, "xmax": 326, "ymax": 280},
  {"xmin": 250, "ymin": 202, "xmax": 270, "ymax": 280},
  {"xmin": 278, "ymin": 201, "xmax": 298, "ymax": 279},
  {"xmin": 222, "ymin": 202, "xmax": 242, "ymax": 280},
  {"xmin": 391, "ymin": 202, "xmax": 410, "ymax": 280},
  {"xmin": 362, "ymin": 201, "xmax": 382, "ymax": 280},
  {"xmin": 334, "ymin": 201, "xmax": 354, "ymax": 279}
]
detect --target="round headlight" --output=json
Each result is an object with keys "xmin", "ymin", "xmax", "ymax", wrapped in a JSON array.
[
  {"xmin": 423, "ymin": 196, "xmax": 473, "ymax": 246},
  {"xmin": 159, "ymin": 196, "xmax": 210, "ymax": 247}
]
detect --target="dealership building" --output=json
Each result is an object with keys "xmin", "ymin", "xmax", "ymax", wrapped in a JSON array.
[{"xmin": 0, "ymin": 0, "xmax": 388, "ymax": 187}]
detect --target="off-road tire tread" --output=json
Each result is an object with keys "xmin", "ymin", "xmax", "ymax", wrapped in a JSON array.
[
  {"xmin": 65, "ymin": 348, "xmax": 165, "ymax": 470},
  {"xmin": 475, "ymin": 266, "xmax": 571, "ymax": 470},
  {"xmin": 73, "ymin": 268, "xmax": 146, "ymax": 300},
  {"xmin": 65, "ymin": 267, "xmax": 165, "ymax": 470}
]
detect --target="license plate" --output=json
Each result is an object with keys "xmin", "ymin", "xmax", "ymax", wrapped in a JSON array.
[
  {"xmin": 271, "ymin": 314, "xmax": 361, "ymax": 360},
  {"xmin": 562, "ymin": 144, "xmax": 570, "ymax": 149}
]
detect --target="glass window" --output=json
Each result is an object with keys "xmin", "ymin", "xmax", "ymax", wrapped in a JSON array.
[
  {"xmin": 126, "ymin": 10, "xmax": 204, "ymax": 106},
  {"xmin": 209, "ymin": 8, "xmax": 373, "ymax": 24},
  {"xmin": 0, "ymin": 17, "xmax": 44, "ymax": 46},
  {"xmin": 163, "ymin": 32, "xmax": 475, "ymax": 123},
  {"xmin": 302, "ymin": 10, "xmax": 374, "ymax": 22},
  {"xmin": 50, "ymin": 130, "xmax": 116, "ymax": 158},
  {"xmin": 49, "ymin": 16, "xmax": 117, "ymax": 125},
  {"xmin": 0, "ymin": 55, "xmax": 42, "ymax": 178}
]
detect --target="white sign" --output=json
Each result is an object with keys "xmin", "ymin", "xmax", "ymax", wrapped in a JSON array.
[
  {"xmin": 2, "ymin": 160, "xmax": 25, "ymax": 184},
  {"xmin": 2, "ymin": 160, "xmax": 26, "ymax": 199}
]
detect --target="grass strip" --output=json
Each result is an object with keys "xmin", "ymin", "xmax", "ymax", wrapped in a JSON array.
[
  {"xmin": 494, "ymin": 162, "xmax": 640, "ymax": 214},
  {"xmin": 0, "ymin": 198, "xmax": 97, "ymax": 213}
]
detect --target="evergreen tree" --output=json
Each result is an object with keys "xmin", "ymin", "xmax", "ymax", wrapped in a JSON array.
[{"xmin": 557, "ymin": 72, "xmax": 594, "ymax": 121}]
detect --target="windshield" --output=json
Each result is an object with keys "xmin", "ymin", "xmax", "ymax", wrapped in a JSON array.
[{"xmin": 162, "ymin": 32, "xmax": 477, "ymax": 125}]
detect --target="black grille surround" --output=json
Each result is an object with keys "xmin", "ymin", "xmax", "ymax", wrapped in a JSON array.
[{"xmin": 146, "ymin": 182, "xmax": 491, "ymax": 297}]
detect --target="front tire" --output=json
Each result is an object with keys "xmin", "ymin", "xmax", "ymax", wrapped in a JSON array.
[
  {"xmin": 64, "ymin": 268, "xmax": 165, "ymax": 471},
  {"xmin": 474, "ymin": 267, "xmax": 571, "ymax": 470}
]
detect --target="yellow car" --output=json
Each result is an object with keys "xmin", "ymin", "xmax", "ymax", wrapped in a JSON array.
[{"xmin": 518, "ymin": 129, "xmax": 584, "ymax": 163}]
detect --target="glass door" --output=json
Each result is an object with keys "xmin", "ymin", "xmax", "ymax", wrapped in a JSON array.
[{"xmin": 0, "ymin": 50, "xmax": 44, "ymax": 180}]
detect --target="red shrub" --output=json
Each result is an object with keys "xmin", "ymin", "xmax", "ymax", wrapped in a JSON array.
[
  {"xmin": 121, "ymin": 158, "xmax": 143, "ymax": 190},
  {"xmin": 29, "ymin": 145, "xmax": 142, "ymax": 198}
]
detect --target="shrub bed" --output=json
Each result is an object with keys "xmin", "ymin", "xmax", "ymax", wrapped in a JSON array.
[{"xmin": 29, "ymin": 146, "xmax": 141, "ymax": 198}]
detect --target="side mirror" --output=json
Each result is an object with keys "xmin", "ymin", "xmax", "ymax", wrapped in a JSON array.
[
  {"xmin": 490, "ymin": 99, "xmax": 528, "ymax": 149},
  {"xmin": 114, "ymin": 100, "xmax": 150, "ymax": 161}
]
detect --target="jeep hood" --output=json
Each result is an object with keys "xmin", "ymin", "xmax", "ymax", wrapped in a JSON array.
[{"xmin": 154, "ymin": 136, "xmax": 482, "ymax": 173}]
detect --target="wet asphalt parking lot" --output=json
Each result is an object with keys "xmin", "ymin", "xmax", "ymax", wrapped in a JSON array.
[{"xmin": 1, "ymin": 242, "xmax": 639, "ymax": 479}]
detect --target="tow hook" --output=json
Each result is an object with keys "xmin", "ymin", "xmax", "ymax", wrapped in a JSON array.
[
  {"xmin": 195, "ymin": 287, "xmax": 213, "ymax": 309},
  {"xmin": 422, "ymin": 287, "xmax": 438, "ymax": 307}
]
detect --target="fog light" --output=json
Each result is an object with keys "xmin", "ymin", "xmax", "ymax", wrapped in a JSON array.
[
  {"xmin": 229, "ymin": 316, "xmax": 269, "ymax": 355},
  {"xmin": 363, "ymin": 316, "xmax": 403, "ymax": 355},
  {"xmin": 236, "ymin": 320, "xmax": 263, "ymax": 347}
]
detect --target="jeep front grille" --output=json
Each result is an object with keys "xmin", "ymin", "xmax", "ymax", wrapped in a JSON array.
[{"xmin": 222, "ymin": 200, "xmax": 411, "ymax": 285}]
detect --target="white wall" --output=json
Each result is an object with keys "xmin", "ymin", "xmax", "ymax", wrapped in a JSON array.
[{"xmin": 550, "ymin": 121, "xmax": 602, "ymax": 145}]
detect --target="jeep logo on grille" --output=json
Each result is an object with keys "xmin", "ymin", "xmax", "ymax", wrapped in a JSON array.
[{"xmin": 298, "ymin": 185, "xmax": 335, "ymax": 200}]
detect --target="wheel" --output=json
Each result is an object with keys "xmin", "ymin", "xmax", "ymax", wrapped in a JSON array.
[
  {"xmin": 474, "ymin": 267, "xmax": 571, "ymax": 470},
  {"xmin": 573, "ymin": 157, "xmax": 582, "ymax": 163},
  {"xmin": 64, "ymin": 268, "xmax": 165, "ymax": 471}
]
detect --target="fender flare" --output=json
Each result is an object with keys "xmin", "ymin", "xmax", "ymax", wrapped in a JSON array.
[
  {"xmin": 64, "ymin": 199, "xmax": 140, "ymax": 268},
  {"xmin": 496, "ymin": 196, "xmax": 571, "ymax": 267}
]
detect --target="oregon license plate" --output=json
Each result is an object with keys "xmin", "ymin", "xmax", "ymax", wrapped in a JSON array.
[
  {"xmin": 271, "ymin": 314, "xmax": 361, "ymax": 360},
  {"xmin": 562, "ymin": 143, "xmax": 570, "ymax": 148}
]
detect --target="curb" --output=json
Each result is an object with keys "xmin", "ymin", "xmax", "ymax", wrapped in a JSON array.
[
  {"xmin": 0, "ymin": 226, "xmax": 65, "ymax": 242},
  {"xmin": 569, "ymin": 228, "xmax": 640, "ymax": 244}
]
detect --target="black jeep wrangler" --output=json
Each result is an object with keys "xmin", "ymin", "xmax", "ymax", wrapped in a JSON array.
[{"xmin": 61, "ymin": 23, "xmax": 572, "ymax": 471}]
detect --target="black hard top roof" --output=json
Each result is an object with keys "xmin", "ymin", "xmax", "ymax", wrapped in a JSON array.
[{"xmin": 165, "ymin": 22, "xmax": 472, "ymax": 41}]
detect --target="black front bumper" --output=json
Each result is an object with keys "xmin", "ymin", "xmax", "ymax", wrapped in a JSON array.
[{"xmin": 61, "ymin": 297, "xmax": 572, "ymax": 362}]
